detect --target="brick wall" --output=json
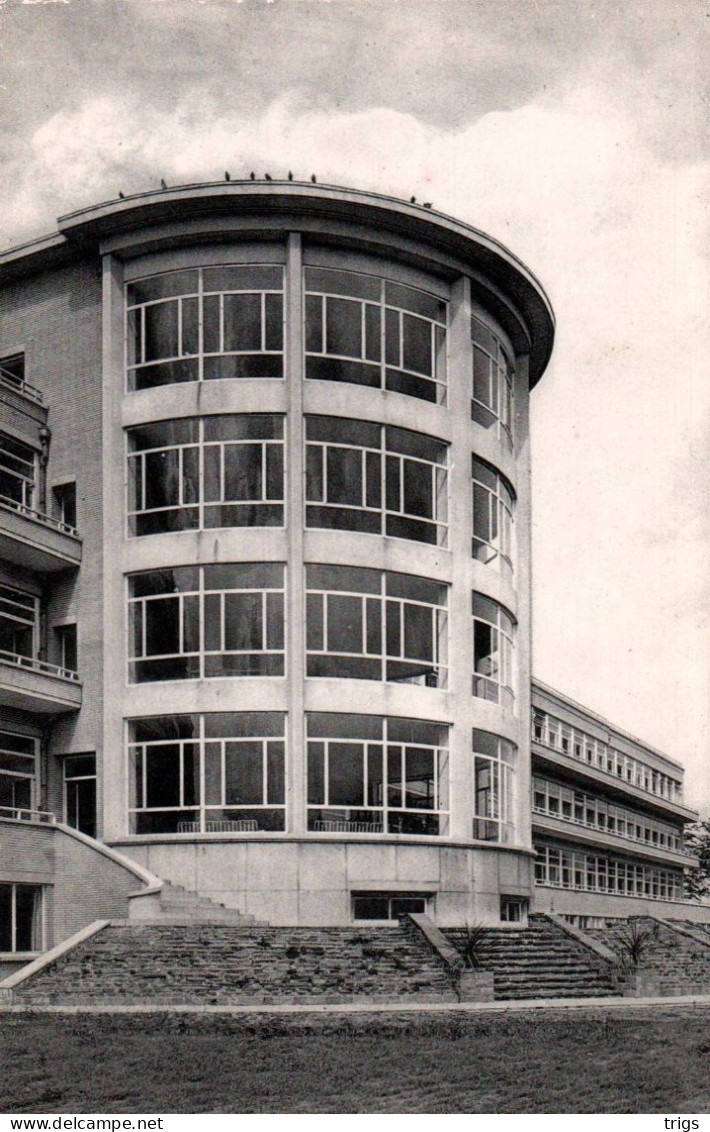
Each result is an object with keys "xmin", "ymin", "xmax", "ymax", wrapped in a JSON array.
[
  {"xmin": 0, "ymin": 819, "xmax": 142, "ymax": 949},
  {"xmin": 0, "ymin": 258, "xmax": 104, "ymax": 824}
]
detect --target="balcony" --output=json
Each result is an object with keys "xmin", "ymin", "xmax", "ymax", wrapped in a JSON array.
[
  {"xmin": 0, "ymin": 495, "xmax": 81, "ymax": 573},
  {"xmin": 0, "ymin": 650, "xmax": 82, "ymax": 713},
  {"xmin": 531, "ymin": 744, "xmax": 698, "ymax": 823},
  {"xmin": 0, "ymin": 368, "xmax": 44, "ymax": 406},
  {"xmin": 531, "ymin": 810, "xmax": 699, "ymax": 868}
]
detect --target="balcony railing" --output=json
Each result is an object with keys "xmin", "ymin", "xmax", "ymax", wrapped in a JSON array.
[
  {"xmin": 532, "ymin": 804, "xmax": 688, "ymax": 857},
  {"xmin": 0, "ymin": 494, "xmax": 78, "ymax": 537},
  {"xmin": 0, "ymin": 367, "xmax": 44, "ymax": 405},
  {"xmin": 0, "ymin": 648, "xmax": 79, "ymax": 682},
  {"xmin": 532, "ymin": 715, "xmax": 685, "ymax": 806},
  {"xmin": 0, "ymin": 804, "xmax": 56, "ymax": 824}
]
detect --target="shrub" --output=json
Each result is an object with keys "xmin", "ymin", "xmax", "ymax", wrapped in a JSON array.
[
  {"xmin": 459, "ymin": 922, "xmax": 489, "ymax": 969},
  {"xmin": 615, "ymin": 919, "xmax": 658, "ymax": 969}
]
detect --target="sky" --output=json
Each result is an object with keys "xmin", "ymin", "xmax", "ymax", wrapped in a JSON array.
[{"xmin": 0, "ymin": 0, "xmax": 708, "ymax": 810}]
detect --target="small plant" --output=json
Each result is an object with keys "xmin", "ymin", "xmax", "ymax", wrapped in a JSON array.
[
  {"xmin": 616, "ymin": 918, "xmax": 658, "ymax": 969},
  {"xmin": 459, "ymin": 922, "xmax": 489, "ymax": 969}
]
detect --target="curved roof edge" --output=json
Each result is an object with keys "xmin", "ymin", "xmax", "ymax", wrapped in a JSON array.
[{"xmin": 2, "ymin": 180, "xmax": 555, "ymax": 386}]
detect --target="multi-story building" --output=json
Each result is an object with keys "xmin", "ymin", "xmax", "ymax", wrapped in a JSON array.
[
  {"xmin": 531, "ymin": 681, "xmax": 698, "ymax": 923},
  {"xmin": 0, "ymin": 182, "xmax": 703, "ymax": 970}
]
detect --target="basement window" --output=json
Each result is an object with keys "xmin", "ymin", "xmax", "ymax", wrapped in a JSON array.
[
  {"xmin": 351, "ymin": 893, "xmax": 430, "ymax": 922},
  {"xmin": 500, "ymin": 897, "xmax": 526, "ymax": 923}
]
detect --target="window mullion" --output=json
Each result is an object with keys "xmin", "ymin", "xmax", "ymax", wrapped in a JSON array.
[
  {"xmin": 198, "ymin": 424, "xmax": 205, "ymax": 528},
  {"xmin": 262, "ymin": 738, "xmax": 268, "ymax": 807}
]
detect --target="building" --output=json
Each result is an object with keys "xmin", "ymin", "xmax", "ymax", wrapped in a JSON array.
[
  {"xmin": 531, "ymin": 681, "xmax": 698, "ymax": 924},
  {"xmin": 0, "ymin": 182, "xmax": 702, "ymax": 970}
]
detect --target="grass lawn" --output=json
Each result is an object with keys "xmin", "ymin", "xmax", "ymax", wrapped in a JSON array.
[{"xmin": 1, "ymin": 1007, "xmax": 710, "ymax": 1114}]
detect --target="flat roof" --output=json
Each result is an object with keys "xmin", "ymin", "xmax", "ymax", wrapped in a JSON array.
[{"xmin": 0, "ymin": 179, "xmax": 555, "ymax": 387}]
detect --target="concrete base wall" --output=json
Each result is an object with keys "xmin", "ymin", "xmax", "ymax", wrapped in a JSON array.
[
  {"xmin": 533, "ymin": 884, "xmax": 710, "ymax": 924},
  {"xmin": 114, "ymin": 839, "xmax": 534, "ymax": 926}
]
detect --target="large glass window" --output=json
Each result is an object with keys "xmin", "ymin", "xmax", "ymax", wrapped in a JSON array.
[
  {"xmin": 0, "ymin": 584, "xmax": 38, "ymax": 662},
  {"xmin": 531, "ymin": 775, "xmax": 684, "ymax": 852},
  {"xmin": 127, "ymin": 414, "xmax": 284, "ymax": 536},
  {"xmin": 129, "ymin": 563, "xmax": 285, "ymax": 682},
  {"xmin": 306, "ymin": 565, "xmax": 447, "ymax": 688},
  {"xmin": 64, "ymin": 755, "xmax": 97, "ymax": 838},
  {"xmin": 0, "ymin": 432, "xmax": 36, "ymax": 510},
  {"xmin": 305, "ymin": 416, "xmax": 447, "ymax": 546},
  {"xmin": 128, "ymin": 713, "xmax": 285, "ymax": 834},
  {"xmin": 533, "ymin": 842, "xmax": 684, "ymax": 902},
  {"xmin": 0, "ymin": 883, "xmax": 43, "ymax": 952},
  {"xmin": 472, "ymin": 730, "xmax": 515, "ymax": 842},
  {"xmin": 307, "ymin": 714, "xmax": 449, "ymax": 836},
  {"xmin": 531, "ymin": 708, "xmax": 684, "ymax": 803},
  {"xmin": 471, "ymin": 317, "xmax": 514, "ymax": 444},
  {"xmin": 126, "ymin": 266, "xmax": 284, "ymax": 390},
  {"xmin": 472, "ymin": 594, "xmax": 515, "ymax": 710},
  {"xmin": 305, "ymin": 268, "xmax": 447, "ymax": 404},
  {"xmin": 0, "ymin": 730, "xmax": 37, "ymax": 816},
  {"xmin": 472, "ymin": 457, "xmax": 514, "ymax": 574}
]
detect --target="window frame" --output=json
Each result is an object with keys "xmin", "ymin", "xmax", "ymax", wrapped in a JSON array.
[
  {"xmin": 0, "ymin": 583, "xmax": 39, "ymax": 663},
  {"xmin": 304, "ymin": 267, "xmax": 448, "ymax": 405},
  {"xmin": 531, "ymin": 708, "xmax": 683, "ymax": 803},
  {"xmin": 0, "ymin": 882, "xmax": 45, "ymax": 954},
  {"xmin": 305, "ymin": 565, "xmax": 448, "ymax": 689},
  {"xmin": 351, "ymin": 892, "xmax": 431, "ymax": 922},
  {"xmin": 471, "ymin": 456, "xmax": 515, "ymax": 574},
  {"xmin": 63, "ymin": 754, "xmax": 97, "ymax": 838},
  {"xmin": 0, "ymin": 729, "xmax": 38, "ymax": 817},
  {"xmin": 126, "ymin": 414, "xmax": 286, "ymax": 537},
  {"xmin": 533, "ymin": 841, "xmax": 684, "ymax": 902},
  {"xmin": 306, "ymin": 714, "xmax": 450, "ymax": 838},
  {"xmin": 472, "ymin": 730, "xmax": 516, "ymax": 843},
  {"xmin": 126, "ymin": 265, "xmax": 286, "ymax": 391},
  {"xmin": 305, "ymin": 416, "xmax": 448, "ymax": 548},
  {"xmin": 128, "ymin": 564, "xmax": 286, "ymax": 683},
  {"xmin": 472, "ymin": 593, "xmax": 516, "ymax": 711},
  {"xmin": 0, "ymin": 431, "xmax": 37, "ymax": 511},
  {"xmin": 471, "ymin": 315, "xmax": 515, "ymax": 446},
  {"xmin": 127, "ymin": 712, "xmax": 287, "ymax": 835}
]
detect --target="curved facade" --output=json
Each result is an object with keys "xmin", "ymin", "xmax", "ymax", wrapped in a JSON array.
[
  {"xmin": 0, "ymin": 183, "xmax": 561, "ymax": 928},
  {"xmin": 1, "ymin": 182, "xmax": 704, "ymax": 953},
  {"xmin": 77, "ymin": 183, "xmax": 553, "ymax": 925}
]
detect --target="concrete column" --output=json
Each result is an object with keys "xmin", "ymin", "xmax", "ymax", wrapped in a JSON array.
[
  {"xmin": 285, "ymin": 233, "xmax": 306, "ymax": 835},
  {"xmin": 101, "ymin": 253, "xmax": 126, "ymax": 842},
  {"xmin": 447, "ymin": 274, "xmax": 474, "ymax": 842},
  {"xmin": 514, "ymin": 353, "xmax": 534, "ymax": 853}
]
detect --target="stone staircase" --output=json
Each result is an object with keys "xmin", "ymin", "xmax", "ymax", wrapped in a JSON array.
[
  {"xmin": 671, "ymin": 920, "xmax": 710, "ymax": 945},
  {"xmin": 586, "ymin": 917, "xmax": 710, "ymax": 995},
  {"xmin": 444, "ymin": 914, "xmax": 619, "ymax": 1000},
  {"xmin": 10, "ymin": 922, "xmax": 456, "ymax": 1006}
]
